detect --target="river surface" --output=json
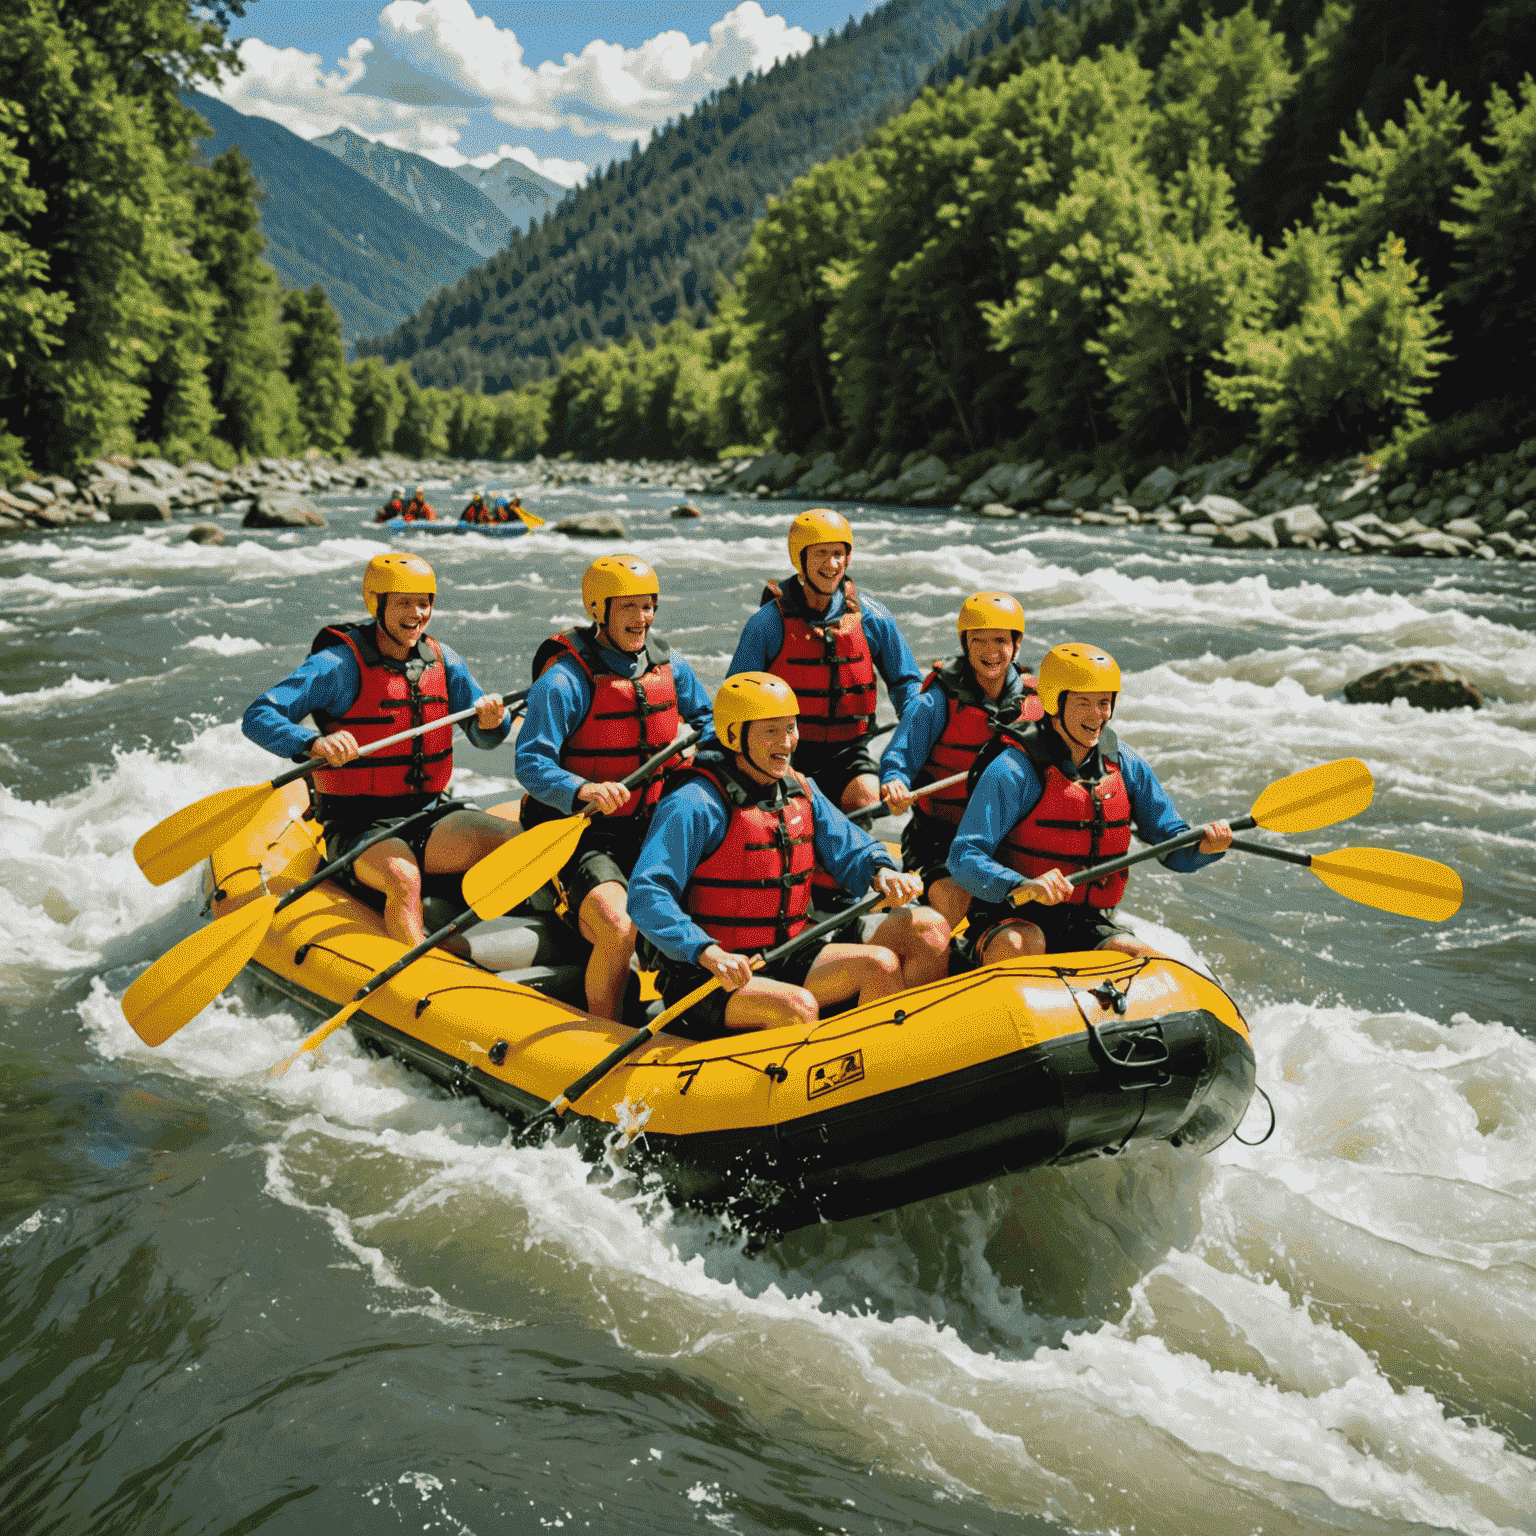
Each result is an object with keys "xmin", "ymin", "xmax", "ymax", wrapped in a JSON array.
[{"xmin": 2, "ymin": 478, "xmax": 1534, "ymax": 1535}]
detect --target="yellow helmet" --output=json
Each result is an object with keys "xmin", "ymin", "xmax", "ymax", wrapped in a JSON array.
[
  {"xmin": 957, "ymin": 591, "xmax": 1025, "ymax": 641},
  {"xmin": 1036, "ymin": 643, "xmax": 1121, "ymax": 716},
  {"xmin": 715, "ymin": 671, "xmax": 798, "ymax": 753},
  {"xmin": 582, "ymin": 554, "xmax": 659, "ymax": 625},
  {"xmin": 788, "ymin": 509, "xmax": 853, "ymax": 572},
  {"xmin": 472, "ymin": 486, "xmax": 485, "ymax": 499},
  {"xmin": 362, "ymin": 552, "xmax": 436, "ymax": 618}
]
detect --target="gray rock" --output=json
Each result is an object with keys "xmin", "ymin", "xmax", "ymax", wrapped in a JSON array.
[
  {"xmin": 185, "ymin": 522, "xmax": 227, "ymax": 545},
  {"xmin": 1130, "ymin": 466, "xmax": 1179, "ymax": 507},
  {"xmin": 1394, "ymin": 496, "xmax": 1436, "ymax": 525},
  {"xmin": 1181, "ymin": 456, "xmax": 1250, "ymax": 498},
  {"xmin": 866, "ymin": 452, "xmax": 903, "ymax": 486},
  {"xmin": 24, "ymin": 502, "xmax": 79, "ymax": 527},
  {"xmin": 839, "ymin": 469, "xmax": 873, "ymax": 496},
  {"xmin": 1037, "ymin": 497, "xmax": 1077, "ymax": 517},
  {"xmin": 1391, "ymin": 530, "xmax": 1472, "ymax": 558},
  {"xmin": 866, "ymin": 479, "xmax": 900, "ymax": 502},
  {"xmin": 106, "ymin": 484, "xmax": 172, "ymax": 521},
  {"xmin": 1511, "ymin": 468, "xmax": 1536, "ymax": 500},
  {"xmin": 88, "ymin": 458, "xmax": 135, "ymax": 486},
  {"xmin": 1443, "ymin": 517, "xmax": 1484, "ymax": 540},
  {"xmin": 1386, "ymin": 481, "xmax": 1417, "ymax": 504},
  {"xmin": 1503, "ymin": 507, "xmax": 1530, "ymax": 528},
  {"xmin": 554, "ymin": 512, "xmax": 627, "ymax": 539},
  {"xmin": 1274, "ymin": 503, "xmax": 1329, "ymax": 546},
  {"xmin": 243, "ymin": 492, "xmax": 325, "ymax": 528},
  {"xmin": 669, "ymin": 504, "xmax": 702, "ymax": 519},
  {"xmin": 1330, "ymin": 515, "xmax": 1397, "ymax": 550},
  {"xmin": 974, "ymin": 501, "xmax": 1019, "ymax": 520},
  {"xmin": 909, "ymin": 473, "xmax": 963, "ymax": 504},
  {"xmin": 959, "ymin": 462, "xmax": 1022, "ymax": 507},
  {"xmin": 1443, "ymin": 494, "xmax": 1477, "ymax": 519},
  {"xmin": 1212, "ymin": 517, "xmax": 1280, "ymax": 550},
  {"xmin": 891, "ymin": 455, "xmax": 951, "ymax": 501},
  {"xmin": 1058, "ymin": 472, "xmax": 1099, "ymax": 504},
  {"xmin": 136, "ymin": 457, "xmax": 182, "ymax": 486},
  {"xmin": 1007, "ymin": 461, "xmax": 1056, "ymax": 506},
  {"xmin": 10, "ymin": 482, "xmax": 55, "ymax": 507},
  {"xmin": 1344, "ymin": 660, "xmax": 1484, "ymax": 711},
  {"xmin": 1189, "ymin": 493, "xmax": 1250, "ymax": 526},
  {"xmin": 792, "ymin": 451, "xmax": 842, "ymax": 494},
  {"xmin": 1096, "ymin": 472, "xmax": 1129, "ymax": 503},
  {"xmin": 182, "ymin": 460, "xmax": 225, "ymax": 482}
]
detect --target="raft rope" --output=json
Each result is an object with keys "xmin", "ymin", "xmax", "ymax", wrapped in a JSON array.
[{"xmin": 1231, "ymin": 1082, "xmax": 1276, "ymax": 1146}]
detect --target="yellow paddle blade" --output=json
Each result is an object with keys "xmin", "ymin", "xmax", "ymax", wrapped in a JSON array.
[
  {"xmin": 123, "ymin": 895, "xmax": 280, "ymax": 1045},
  {"xmin": 1310, "ymin": 847, "xmax": 1463, "ymax": 921},
  {"xmin": 460, "ymin": 814, "xmax": 588, "ymax": 920},
  {"xmin": 134, "ymin": 783, "xmax": 279, "ymax": 886},
  {"xmin": 1251, "ymin": 757, "xmax": 1373, "ymax": 834},
  {"xmin": 515, "ymin": 507, "xmax": 546, "ymax": 528},
  {"xmin": 269, "ymin": 998, "xmax": 362, "ymax": 1077}
]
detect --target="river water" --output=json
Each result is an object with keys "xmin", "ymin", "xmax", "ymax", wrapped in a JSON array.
[{"xmin": 2, "ymin": 478, "xmax": 1533, "ymax": 1535}]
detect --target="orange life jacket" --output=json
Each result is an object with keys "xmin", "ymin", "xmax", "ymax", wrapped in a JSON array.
[
  {"xmin": 377, "ymin": 498, "xmax": 405, "ymax": 523},
  {"xmin": 912, "ymin": 658, "xmax": 1040, "ymax": 826},
  {"xmin": 761, "ymin": 576, "xmax": 877, "ymax": 747},
  {"xmin": 676, "ymin": 750, "xmax": 817, "ymax": 953},
  {"xmin": 308, "ymin": 623, "xmax": 453, "ymax": 801},
  {"xmin": 991, "ymin": 722, "xmax": 1133, "ymax": 908},
  {"xmin": 526, "ymin": 627, "xmax": 682, "ymax": 820},
  {"xmin": 401, "ymin": 498, "xmax": 435, "ymax": 521},
  {"xmin": 460, "ymin": 499, "xmax": 492, "ymax": 523}
]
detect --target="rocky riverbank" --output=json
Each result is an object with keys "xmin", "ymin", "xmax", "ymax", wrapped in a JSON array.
[{"xmin": 5, "ymin": 443, "xmax": 1534, "ymax": 563}]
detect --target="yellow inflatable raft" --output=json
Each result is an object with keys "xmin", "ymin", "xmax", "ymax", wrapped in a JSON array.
[{"xmin": 208, "ymin": 786, "xmax": 1256, "ymax": 1233}]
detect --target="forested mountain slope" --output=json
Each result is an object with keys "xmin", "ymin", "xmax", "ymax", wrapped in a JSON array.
[
  {"xmin": 363, "ymin": 0, "xmax": 1003, "ymax": 391},
  {"xmin": 190, "ymin": 92, "xmax": 483, "ymax": 343}
]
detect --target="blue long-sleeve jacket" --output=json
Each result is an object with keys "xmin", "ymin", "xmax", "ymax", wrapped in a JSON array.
[
  {"xmin": 728, "ymin": 582, "xmax": 923, "ymax": 720},
  {"xmin": 948, "ymin": 740, "xmax": 1225, "ymax": 904},
  {"xmin": 242, "ymin": 636, "xmax": 510, "ymax": 761},
  {"xmin": 629, "ymin": 764, "xmax": 899, "ymax": 965},
  {"xmin": 515, "ymin": 638, "xmax": 714, "ymax": 814},
  {"xmin": 878, "ymin": 662, "xmax": 1027, "ymax": 786}
]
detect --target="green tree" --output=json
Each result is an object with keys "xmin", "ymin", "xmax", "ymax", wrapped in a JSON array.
[
  {"xmin": 489, "ymin": 385, "xmax": 551, "ymax": 460},
  {"xmin": 1145, "ymin": 5, "xmax": 1296, "ymax": 193},
  {"xmin": 1212, "ymin": 234, "xmax": 1449, "ymax": 455},
  {"xmin": 1092, "ymin": 156, "xmax": 1271, "ymax": 451},
  {"xmin": 349, "ymin": 357, "xmax": 404, "ymax": 455},
  {"xmin": 393, "ymin": 370, "xmax": 449, "ymax": 458},
  {"xmin": 281, "ymin": 285, "xmax": 353, "ymax": 452}
]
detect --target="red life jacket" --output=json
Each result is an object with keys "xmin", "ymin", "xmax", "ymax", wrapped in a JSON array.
[
  {"xmin": 992, "ymin": 723, "xmax": 1133, "ymax": 908},
  {"xmin": 675, "ymin": 751, "xmax": 817, "ymax": 953},
  {"xmin": 912, "ymin": 658, "xmax": 1041, "ymax": 825},
  {"xmin": 402, "ymin": 498, "xmax": 434, "ymax": 521},
  {"xmin": 761, "ymin": 576, "xmax": 877, "ymax": 747},
  {"xmin": 528, "ymin": 627, "xmax": 682, "ymax": 819},
  {"xmin": 377, "ymin": 498, "xmax": 405, "ymax": 523},
  {"xmin": 460, "ymin": 499, "xmax": 491, "ymax": 523},
  {"xmin": 308, "ymin": 622, "xmax": 453, "ymax": 800}
]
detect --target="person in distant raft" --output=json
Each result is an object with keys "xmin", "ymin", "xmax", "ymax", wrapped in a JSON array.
[
  {"xmin": 375, "ymin": 487, "xmax": 406, "ymax": 524},
  {"xmin": 878, "ymin": 592, "xmax": 1042, "ymax": 929},
  {"xmin": 948, "ymin": 643, "xmax": 1233, "ymax": 963},
  {"xmin": 629, "ymin": 673, "xmax": 948, "ymax": 1038},
  {"xmin": 515, "ymin": 555, "xmax": 713, "ymax": 1022},
  {"xmin": 400, "ymin": 485, "xmax": 436, "ymax": 522},
  {"xmin": 241, "ymin": 552, "xmax": 514, "ymax": 947},
  {"xmin": 728, "ymin": 510, "xmax": 922, "ymax": 812},
  {"xmin": 460, "ymin": 487, "xmax": 492, "ymax": 523}
]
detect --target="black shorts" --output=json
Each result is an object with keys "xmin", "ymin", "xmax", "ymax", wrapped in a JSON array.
[
  {"xmin": 656, "ymin": 945, "xmax": 821, "ymax": 1041},
  {"xmin": 966, "ymin": 899, "xmax": 1130, "ymax": 961},
  {"xmin": 321, "ymin": 798, "xmax": 468, "ymax": 900},
  {"xmin": 550, "ymin": 814, "xmax": 649, "ymax": 931},
  {"xmin": 900, "ymin": 811, "xmax": 958, "ymax": 900},
  {"xmin": 792, "ymin": 737, "xmax": 878, "ymax": 806}
]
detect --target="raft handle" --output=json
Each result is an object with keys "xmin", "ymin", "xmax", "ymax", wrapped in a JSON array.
[
  {"xmin": 1087, "ymin": 1019, "xmax": 1172, "ymax": 1093},
  {"xmin": 1088, "ymin": 978, "xmax": 1129, "ymax": 1015}
]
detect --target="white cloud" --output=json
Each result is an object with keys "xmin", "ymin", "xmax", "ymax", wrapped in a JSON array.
[{"xmin": 471, "ymin": 144, "xmax": 591, "ymax": 189}]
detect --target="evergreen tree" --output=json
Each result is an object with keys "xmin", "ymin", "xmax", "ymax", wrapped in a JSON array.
[
  {"xmin": 281, "ymin": 286, "xmax": 353, "ymax": 452},
  {"xmin": 348, "ymin": 357, "xmax": 404, "ymax": 455},
  {"xmin": 392, "ymin": 370, "xmax": 449, "ymax": 458}
]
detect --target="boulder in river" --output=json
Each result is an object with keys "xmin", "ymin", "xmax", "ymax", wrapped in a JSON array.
[
  {"xmin": 555, "ymin": 512, "xmax": 627, "ymax": 539},
  {"xmin": 974, "ymin": 501, "xmax": 1018, "ymax": 520},
  {"xmin": 1343, "ymin": 660, "xmax": 1484, "ymax": 711},
  {"xmin": 105, "ymin": 483, "xmax": 172, "ymax": 521},
  {"xmin": 669, "ymin": 504, "xmax": 702, "ymax": 519},
  {"xmin": 1211, "ymin": 517, "xmax": 1279, "ymax": 550},
  {"xmin": 243, "ymin": 493, "xmax": 325, "ymax": 528},
  {"xmin": 185, "ymin": 523, "xmax": 227, "ymax": 545},
  {"xmin": 1130, "ymin": 466, "xmax": 1180, "ymax": 507}
]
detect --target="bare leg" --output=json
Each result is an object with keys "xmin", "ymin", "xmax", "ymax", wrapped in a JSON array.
[
  {"xmin": 867, "ymin": 905, "xmax": 950, "ymax": 987},
  {"xmin": 926, "ymin": 876, "xmax": 971, "ymax": 931},
  {"xmin": 1101, "ymin": 933, "xmax": 1157, "ymax": 958},
  {"xmin": 980, "ymin": 919, "xmax": 1047, "ymax": 966},
  {"xmin": 838, "ymin": 772, "xmax": 880, "ymax": 813},
  {"xmin": 421, "ymin": 807, "xmax": 519, "ymax": 873},
  {"xmin": 577, "ymin": 880, "xmax": 635, "ymax": 1022},
  {"xmin": 352, "ymin": 837, "xmax": 427, "ymax": 947},
  {"xmin": 721, "ymin": 976, "xmax": 820, "ymax": 1031}
]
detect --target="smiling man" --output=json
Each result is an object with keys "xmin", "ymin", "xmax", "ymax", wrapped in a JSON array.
[
  {"xmin": 948, "ymin": 643, "xmax": 1233, "ymax": 964},
  {"xmin": 242, "ymin": 552, "xmax": 514, "ymax": 948},
  {"xmin": 629, "ymin": 672, "xmax": 947, "ymax": 1038},
  {"xmin": 728, "ymin": 509, "xmax": 922, "ymax": 813},
  {"xmin": 515, "ymin": 555, "xmax": 713, "ymax": 1021}
]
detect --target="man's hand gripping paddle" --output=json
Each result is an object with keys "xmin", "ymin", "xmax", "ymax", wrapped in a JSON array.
[
  {"xmin": 132, "ymin": 690, "xmax": 528, "ymax": 886},
  {"xmin": 267, "ymin": 728, "xmax": 700, "ymax": 1077}
]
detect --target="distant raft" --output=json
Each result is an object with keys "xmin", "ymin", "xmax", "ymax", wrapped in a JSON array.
[
  {"xmin": 209, "ymin": 786, "xmax": 1257, "ymax": 1235},
  {"xmin": 376, "ymin": 517, "xmax": 532, "ymax": 537}
]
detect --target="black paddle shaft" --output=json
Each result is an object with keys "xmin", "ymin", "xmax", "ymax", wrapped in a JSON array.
[
  {"xmin": 1061, "ymin": 812, "xmax": 1257, "ymax": 888},
  {"xmin": 266, "ymin": 688, "xmax": 529, "ymax": 792},
  {"xmin": 1227, "ymin": 835, "xmax": 1311, "ymax": 867},
  {"xmin": 527, "ymin": 887, "xmax": 891, "ymax": 1128}
]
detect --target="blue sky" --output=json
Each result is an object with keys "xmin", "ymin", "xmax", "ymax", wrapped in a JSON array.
[{"xmin": 207, "ymin": 1, "xmax": 886, "ymax": 185}]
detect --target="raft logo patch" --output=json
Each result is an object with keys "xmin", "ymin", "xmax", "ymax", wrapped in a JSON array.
[{"xmin": 807, "ymin": 1050, "xmax": 864, "ymax": 1099}]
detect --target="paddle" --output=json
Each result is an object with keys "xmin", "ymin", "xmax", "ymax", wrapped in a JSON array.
[
  {"xmin": 122, "ymin": 799, "xmax": 468, "ymax": 1047},
  {"xmin": 458, "ymin": 727, "xmax": 703, "ymax": 922},
  {"xmin": 1009, "ymin": 756, "xmax": 1375, "ymax": 905},
  {"xmin": 134, "ymin": 689, "xmax": 528, "ymax": 887},
  {"xmin": 850, "ymin": 768, "xmax": 969, "ymax": 826},
  {"xmin": 1227, "ymin": 837, "xmax": 1462, "ymax": 920},
  {"xmin": 510, "ymin": 503, "xmax": 545, "ymax": 529},
  {"xmin": 268, "ymin": 729, "xmax": 700, "ymax": 1076},
  {"xmin": 526, "ymin": 886, "xmax": 894, "ymax": 1129}
]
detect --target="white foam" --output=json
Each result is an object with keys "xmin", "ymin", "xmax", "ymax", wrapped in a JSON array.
[{"xmin": 181, "ymin": 633, "xmax": 266, "ymax": 656}]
